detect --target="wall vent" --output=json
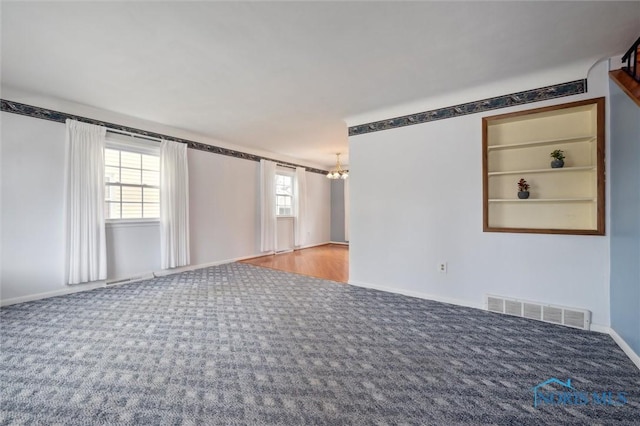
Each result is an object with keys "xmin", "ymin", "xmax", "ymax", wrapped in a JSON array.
[
  {"xmin": 106, "ymin": 273, "xmax": 154, "ymax": 286},
  {"xmin": 485, "ymin": 294, "xmax": 591, "ymax": 330}
]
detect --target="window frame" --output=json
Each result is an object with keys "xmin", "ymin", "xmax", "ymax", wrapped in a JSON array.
[
  {"xmin": 104, "ymin": 135, "xmax": 161, "ymax": 223},
  {"xmin": 275, "ymin": 170, "xmax": 295, "ymax": 218}
]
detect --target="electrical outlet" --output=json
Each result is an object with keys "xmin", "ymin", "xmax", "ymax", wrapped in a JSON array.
[{"xmin": 438, "ymin": 262, "xmax": 447, "ymax": 274}]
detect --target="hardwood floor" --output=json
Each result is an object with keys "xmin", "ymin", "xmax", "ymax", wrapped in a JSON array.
[{"xmin": 240, "ymin": 244, "xmax": 349, "ymax": 283}]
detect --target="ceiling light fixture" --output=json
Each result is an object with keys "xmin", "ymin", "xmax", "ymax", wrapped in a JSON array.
[{"xmin": 326, "ymin": 153, "xmax": 349, "ymax": 179}]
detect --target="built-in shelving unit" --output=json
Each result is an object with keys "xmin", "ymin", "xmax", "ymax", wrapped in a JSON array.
[
  {"xmin": 487, "ymin": 166, "xmax": 595, "ymax": 177},
  {"xmin": 482, "ymin": 98, "xmax": 605, "ymax": 235}
]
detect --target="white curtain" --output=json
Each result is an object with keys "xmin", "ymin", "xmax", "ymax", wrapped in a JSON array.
[
  {"xmin": 294, "ymin": 167, "xmax": 307, "ymax": 247},
  {"xmin": 260, "ymin": 159, "xmax": 277, "ymax": 252},
  {"xmin": 160, "ymin": 140, "xmax": 190, "ymax": 269},
  {"xmin": 344, "ymin": 178, "xmax": 350, "ymax": 242},
  {"xmin": 64, "ymin": 119, "xmax": 107, "ymax": 284}
]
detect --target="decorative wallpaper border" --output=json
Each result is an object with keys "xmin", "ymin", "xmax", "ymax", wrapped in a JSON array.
[
  {"xmin": 0, "ymin": 99, "xmax": 328, "ymax": 175},
  {"xmin": 348, "ymin": 79, "xmax": 587, "ymax": 136}
]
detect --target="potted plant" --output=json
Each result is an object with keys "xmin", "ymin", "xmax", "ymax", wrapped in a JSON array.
[
  {"xmin": 517, "ymin": 178, "xmax": 530, "ymax": 199},
  {"xmin": 550, "ymin": 149, "xmax": 565, "ymax": 168}
]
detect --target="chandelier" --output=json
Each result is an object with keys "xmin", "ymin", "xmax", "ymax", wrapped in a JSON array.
[{"xmin": 326, "ymin": 153, "xmax": 349, "ymax": 179}]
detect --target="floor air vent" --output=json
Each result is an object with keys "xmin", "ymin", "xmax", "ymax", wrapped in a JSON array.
[
  {"xmin": 106, "ymin": 273, "xmax": 154, "ymax": 286},
  {"xmin": 486, "ymin": 294, "xmax": 591, "ymax": 330}
]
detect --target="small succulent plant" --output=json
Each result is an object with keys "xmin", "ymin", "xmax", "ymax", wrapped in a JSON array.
[{"xmin": 517, "ymin": 178, "xmax": 530, "ymax": 192}]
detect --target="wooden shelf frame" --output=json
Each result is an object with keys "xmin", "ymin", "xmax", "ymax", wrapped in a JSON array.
[
  {"xmin": 486, "ymin": 135, "xmax": 595, "ymax": 151},
  {"xmin": 488, "ymin": 198, "xmax": 595, "ymax": 203},
  {"xmin": 482, "ymin": 98, "xmax": 605, "ymax": 235},
  {"xmin": 487, "ymin": 166, "xmax": 595, "ymax": 176}
]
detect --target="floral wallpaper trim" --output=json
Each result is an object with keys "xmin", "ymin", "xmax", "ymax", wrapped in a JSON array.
[
  {"xmin": 348, "ymin": 79, "xmax": 587, "ymax": 136},
  {"xmin": 0, "ymin": 99, "xmax": 328, "ymax": 175}
]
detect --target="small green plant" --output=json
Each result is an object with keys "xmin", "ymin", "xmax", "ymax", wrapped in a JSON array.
[
  {"xmin": 517, "ymin": 178, "xmax": 530, "ymax": 192},
  {"xmin": 550, "ymin": 149, "xmax": 565, "ymax": 161}
]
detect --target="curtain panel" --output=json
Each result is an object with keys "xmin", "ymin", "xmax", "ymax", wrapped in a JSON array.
[
  {"xmin": 160, "ymin": 140, "xmax": 190, "ymax": 269},
  {"xmin": 260, "ymin": 159, "xmax": 277, "ymax": 252},
  {"xmin": 294, "ymin": 167, "xmax": 307, "ymax": 247},
  {"xmin": 64, "ymin": 119, "xmax": 107, "ymax": 284}
]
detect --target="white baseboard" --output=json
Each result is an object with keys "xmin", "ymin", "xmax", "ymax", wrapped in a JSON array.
[
  {"xmin": 154, "ymin": 254, "xmax": 261, "ymax": 277},
  {"xmin": 297, "ymin": 241, "xmax": 332, "ymax": 250},
  {"xmin": 1, "ymin": 281, "xmax": 106, "ymax": 307},
  {"xmin": 608, "ymin": 327, "xmax": 640, "ymax": 370},
  {"xmin": 329, "ymin": 241, "xmax": 349, "ymax": 246},
  {"xmin": 0, "ymin": 255, "xmax": 260, "ymax": 306},
  {"xmin": 348, "ymin": 279, "xmax": 482, "ymax": 310},
  {"xmin": 2, "ymin": 245, "xmax": 339, "ymax": 306},
  {"xmin": 6, "ymin": 267, "xmax": 638, "ymax": 372},
  {"xmin": 349, "ymin": 279, "xmax": 640, "ymax": 371},
  {"xmin": 106, "ymin": 273, "xmax": 155, "ymax": 286}
]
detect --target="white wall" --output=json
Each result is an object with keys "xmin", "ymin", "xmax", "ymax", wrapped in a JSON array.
[
  {"xmin": 347, "ymin": 60, "xmax": 612, "ymax": 328},
  {"xmin": 106, "ymin": 222, "xmax": 160, "ymax": 281},
  {"xmin": 330, "ymin": 180, "xmax": 346, "ymax": 242},
  {"xmin": 608, "ymin": 81, "xmax": 640, "ymax": 356},
  {"xmin": 305, "ymin": 171, "xmax": 332, "ymax": 247},
  {"xmin": 0, "ymin": 113, "xmax": 71, "ymax": 300},
  {"xmin": 188, "ymin": 148, "xmax": 261, "ymax": 265},
  {"xmin": 1, "ymin": 91, "xmax": 331, "ymax": 304}
]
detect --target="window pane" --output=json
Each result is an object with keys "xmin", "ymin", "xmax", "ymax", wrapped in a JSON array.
[
  {"xmin": 142, "ymin": 154, "xmax": 159, "ymax": 171},
  {"xmin": 122, "ymin": 186, "xmax": 142, "ymax": 202},
  {"xmin": 142, "ymin": 170, "xmax": 159, "ymax": 186},
  {"xmin": 121, "ymin": 168, "xmax": 141, "ymax": 185},
  {"xmin": 105, "ymin": 149, "xmax": 120, "ymax": 167},
  {"xmin": 143, "ymin": 203, "xmax": 160, "ymax": 218},
  {"xmin": 105, "ymin": 185, "xmax": 121, "ymax": 202},
  {"xmin": 106, "ymin": 202, "xmax": 121, "ymax": 219},
  {"xmin": 104, "ymin": 148, "xmax": 160, "ymax": 221},
  {"xmin": 105, "ymin": 166, "xmax": 120, "ymax": 183},
  {"xmin": 122, "ymin": 203, "xmax": 142, "ymax": 219},
  {"xmin": 276, "ymin": 174, "xmax": 293, "ymax": 196},
  {"xmin": 144, "ymin": 187, "xmax": 160, "ymax": 203},
  {"xmin": 277, "ymin": 185, "xmax": 290, "ymax": 196},
  {"xmin": 121, "ymin": 151, "xmax": 141, "ymax": 169}
]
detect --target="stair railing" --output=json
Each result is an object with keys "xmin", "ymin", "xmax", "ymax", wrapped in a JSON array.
[{"xmin": 621, "ymin": 36, "xmax": 640, "ymax": 83}]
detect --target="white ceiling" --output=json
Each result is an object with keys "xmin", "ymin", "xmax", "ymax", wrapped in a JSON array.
[{"xmin": 2, "ymin": 1, "xmax": 639, "ymax": 168}]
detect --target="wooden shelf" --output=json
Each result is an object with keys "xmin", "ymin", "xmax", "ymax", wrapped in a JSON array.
[
  {"xmin": 487, "ymin": 135, "xmax": 595, "ymax": 151},
  {"xmin": 487, "ymin": 166, "xmax": 595, "ymax": 176},
  {"xmin": 488, "ymin": 198, "xmax": 595, "ymax": 203},
  {"xmin": 482, "ymin": 98, "xmax": 605, "ymax": 235}
]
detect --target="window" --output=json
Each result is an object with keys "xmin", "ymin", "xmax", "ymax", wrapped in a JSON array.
[
  {"xmin": 275, "ymin": 173, "xmax": 293, "ymax": 216},
  {"xmin": 105, "ymin": 147, "xmax": 160, "ymax": 219}
]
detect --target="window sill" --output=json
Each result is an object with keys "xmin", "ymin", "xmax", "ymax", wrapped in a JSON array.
[
  {"xmin": 106, "ymin": 219, "xmax": 160, "ymax": 228},
  {"xmin": 277, "ymin": 215, "xmax": 295, "ymax": 219}
]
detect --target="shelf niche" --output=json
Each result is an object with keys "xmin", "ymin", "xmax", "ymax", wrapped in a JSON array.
[{"xmin": 482, "ymin": 97, "xmax": 605, "ymax": 235}]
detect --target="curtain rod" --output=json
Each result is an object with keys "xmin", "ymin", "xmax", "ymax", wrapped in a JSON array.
[
  {"xmin": 276, "ymin": 163, "xmax": 296, "ymax": 170},
  {"xmin": 107, "ymin": 128, "xmax": 163, "ymax": 143}
]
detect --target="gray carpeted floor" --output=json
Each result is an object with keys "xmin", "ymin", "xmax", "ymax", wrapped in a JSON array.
[{"xmin": 1, "ymin": 263, "xmax": 639, "ymax": 425}]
